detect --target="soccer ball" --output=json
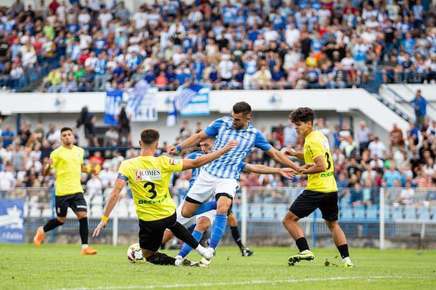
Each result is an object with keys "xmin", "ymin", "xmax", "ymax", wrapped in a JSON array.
[{"xmin": 127, "ymin": 243, "xmax": 144, "ymax": 263}]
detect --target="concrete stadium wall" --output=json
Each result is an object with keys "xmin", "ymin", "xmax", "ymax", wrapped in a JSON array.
[
  {"xmin": 1, "ymin": 110, "xmax": 387, "ymax": 147},
  {"xmin": 0, "ymin": 88, "xmax": 398, "ymax": 145}
]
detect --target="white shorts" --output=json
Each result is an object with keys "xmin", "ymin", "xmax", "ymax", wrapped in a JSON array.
[
  {"xmin": 176, "ymin": 201, "xmax": 216, "ymax": 228},
  {"xmin": 186, "ymin": 170, "xmax": 239, "ymax": 203}
]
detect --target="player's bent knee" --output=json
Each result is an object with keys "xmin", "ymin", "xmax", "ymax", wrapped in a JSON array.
[
  {"xmin": 196, "ymin": 217, "xmax": 211, "ymax": 232},
  {"xmin": 56, "ymin": 217, "xmax": 66, "ymax": 224},
  {"xmin": 181, "ymin": 200, "xmax": 199, "ymax": 218},
  {"xmin": 181, "ymin": 207, "xmax": 194, "ymax": 218},
  {"xmin": 283, "ymin": 212, "xmax": 299, "ymax": 224},
  {"xmin": 76, "ymin": 211, "xmax": 88, "ymax": 219},
  {"xmin": 325, "ymin": 220, "xmax": 338, "ymax": 230},
  {"xmin": 216, "ymin": 195, "xmax": 232, "ymax": 214}
]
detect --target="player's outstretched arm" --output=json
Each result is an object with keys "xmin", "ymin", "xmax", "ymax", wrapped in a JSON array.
[
  {"xmin": 300, "ymin": 156, "xmax": 326, "ymax": 175},
  {"xmin": 281, "ymin": 147, "xmax": 304, "ymax": 160},
  {"xmin": 92, "ymin": 178, "xmax": 126, "ymax": 238},
  {"xmin": 266, "ymin": 147, "xmax": 300, "ymax": 171},
  {"xmin": 244, "ymin": 164, "xmax": 296, "ymax": 178},
  {"xmin": 168, "ymin": 131, "xmax": 209, "ymax": 154},
  {"xmin": 182, "ymin": 140, "xmax": 238, "ymax": 170}
]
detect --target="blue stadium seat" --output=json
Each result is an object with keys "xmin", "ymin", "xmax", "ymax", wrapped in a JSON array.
[
  {"xmin": 418, "ymin": 208, "xmax": 430, "ymax": 221},
  {"xmin": 392, "ymin": 207, "xmax": 404, "ymax": 220},
  {"xmin": 366, "ymin": 205, "xmax": 379, "ymax": 221},
  {"xmin": 248, "ymin": 204, "xmax": 263, "ymax": 219},
  {"xmin": 273, "ymin": 204, "xmax": 288, "ymax": 219},
  {"xmin": 353, "ymin": 206, "xmax": 365, "ymax": 220},
  {"xmin": 340, "ymin": 208, "xmax": 353, "ymax": 221},
  {"xmin": 263, "ymin": 205, "xmax": 275, "ymax": 219},
  {"xmin": 404, "ymin": 207, "xmax": 417, "ymax": 220}
]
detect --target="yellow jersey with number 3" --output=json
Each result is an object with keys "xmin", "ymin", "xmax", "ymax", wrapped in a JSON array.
[
  {"xmin": 304, "ymin": 130, "xmax": 337, "ymax": 192},
  {"xmin": 118, "ymin": 155, "xmax": 183, "ymax": 221}
]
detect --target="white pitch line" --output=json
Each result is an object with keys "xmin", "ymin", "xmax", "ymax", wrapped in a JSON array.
[{"xmin": 53, "ymin": 275, "xmax": 425, "ymax": 290}]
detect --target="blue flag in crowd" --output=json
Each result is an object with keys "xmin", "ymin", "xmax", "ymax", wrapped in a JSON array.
[
  {"xmin": 167, "ymin": 83, "xmax": 209, "ymax": 126},
  {"xmin": 104, "ymin": 89, "xmax": 123, "ymax": 126},
  {"xmin": 127, "ymin": 80, "xmax": 149, "ymax": 117},
  {"xmin": 174, "ymin": 83, "xmax": 203, "ymax": 111}
]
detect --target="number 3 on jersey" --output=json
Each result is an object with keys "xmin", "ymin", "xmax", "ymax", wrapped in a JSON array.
[
  {"xmin": 325, "ymin": 152, "xmax": 332, "ymax": 170},
  {"xmin": 143, "ymin": 182, "xmax": 157, "ymax": 199}
]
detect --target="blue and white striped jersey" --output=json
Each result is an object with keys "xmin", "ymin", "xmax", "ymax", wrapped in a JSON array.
[
  {"xmin": 203, "ymin": 116, "xmax": 272, "ymax": 179},
  {"xmin": 186, "ymin": 150, "xmax": 247, "ymax": 189}
]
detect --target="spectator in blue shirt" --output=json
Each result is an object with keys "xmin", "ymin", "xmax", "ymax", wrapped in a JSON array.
[
  {"xmin": 411, "ymin": 89, "xmax": 427, "ymax": 128},
  {"xmin": 383, "ymin": 165, "xmax": 402, "ymax": 188},
  {"xmin": 1, "ymin": 124, "xmax": 15, "ymax": 148}
]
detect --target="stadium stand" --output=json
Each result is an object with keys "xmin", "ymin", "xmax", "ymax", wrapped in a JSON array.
[
  {"xmin": 0, "ymin": 0, "xmax": 434, "ymax": 92},
  {"xmin": 0, "ymin": 0, "xmax": 435, "ymax": 247},
  {"xmin": 1, "ymin": 114, "xmax": 435, "ymax": 222}
]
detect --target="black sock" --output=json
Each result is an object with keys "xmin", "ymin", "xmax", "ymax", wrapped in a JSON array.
[
  {"xmin": 168, "ymin": 222, "xmax": 199, "ymax": 249},
  {"xmin": 43, "ymin": 218, "xmax": 63, "ymax": 232},
  {"xmin": 337, "ymin": 244, "xmax": 350, "ymax": 259},
  {"xmin": 146, "ymin": 252, "xmax": 176, "ymax": 265},
  {"xmin": 230, "ymin": 226, "xmax": 244, "ymax": 250},
  {"xmin": 295, "ymin": 237, "xmax": 310, "ymax": 252},
  {"xmin": 79, "ymin": 217, "xmax": 89, "ymax": 245}
]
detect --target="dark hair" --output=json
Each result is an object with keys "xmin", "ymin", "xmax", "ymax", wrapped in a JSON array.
[
  {"xmin": 140, "ymin": 129, "xmax": 160, "ymax": 145},
  {"xmin": 60, "ymin": 127, "xmax": 73, "ymax": 133},
  {"xmin": 233, "ymin": 102, "xmax": 252, "ymax": 114},
  {"xmin": 289, "ymin": 107, "xmax": 314, "ymax": 123}
]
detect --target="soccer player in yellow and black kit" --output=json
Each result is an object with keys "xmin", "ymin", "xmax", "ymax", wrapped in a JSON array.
[
  {"xmin": 33, "ymin": 127, "xmax": 97, "ymax": 255},
  {"xmin": 283, "ymin": 107, "xmax": 353, "ymax": 268},
  {"xmin": 92, "ymin": 129, "xmax": 237, "ymax": 266}
]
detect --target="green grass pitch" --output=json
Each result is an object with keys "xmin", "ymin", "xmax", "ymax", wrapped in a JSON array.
[{"xmin": 1, "ymin": 244, "xmax": 436, "ymax": 290}]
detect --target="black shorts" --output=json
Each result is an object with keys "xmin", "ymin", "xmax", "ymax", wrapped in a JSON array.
[
  {"xmin": 138, "ymin": 213, "xmax": 177, "ymax": 252},
  {"xmin": 289, "ymin": 190, "xmax": 338, "ymax": 221},
  {"xmin": 55, "ymin": 193, "xmax": 87, "ymax": 217}
]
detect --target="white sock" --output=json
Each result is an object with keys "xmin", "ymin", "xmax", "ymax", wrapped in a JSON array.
[
  {"xmin": 343, "ymin": 257, "xmax": 352, "ymax": 263},
  {"xmin": 174, "ymin": 255, "xmax": 184, "ymax": 266},
  {"xmin": 81, "ymin": 244, "xmax": 88, "ymax": 249},
  {"xmin": 195, "ymin": 245, "xmax": 205, "ymax": 254}
]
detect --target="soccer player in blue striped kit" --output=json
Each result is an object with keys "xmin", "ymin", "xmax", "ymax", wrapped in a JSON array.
[{"xmin": 169, "ymin": 102, "xmax": 300, "ymax": 265}]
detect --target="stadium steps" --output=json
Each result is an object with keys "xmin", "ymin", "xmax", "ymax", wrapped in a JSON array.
[
  {"xmin": 385, "ymin": 84, "xmax": 436, "ymax": 120},
  {"xmin": 373, "ymin": 87, "xmax": 412, "ymax": 123}
]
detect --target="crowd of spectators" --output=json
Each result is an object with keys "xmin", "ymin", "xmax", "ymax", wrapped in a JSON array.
[
  {"xmin": 0, "ymin": 115, "xmax": 435, "ymax": 208},
  {"xmin": 172, "ymin": 117, "xmax": 436, "ymax": 207},
  {"xmin": 1, "ymin": 0, "xmax": 435, "ymax": 92}
]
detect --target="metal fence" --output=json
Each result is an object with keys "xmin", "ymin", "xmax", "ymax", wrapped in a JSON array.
[{"xmin": 2, "ymin": 186, "xmax": 436, "ymax": 248}]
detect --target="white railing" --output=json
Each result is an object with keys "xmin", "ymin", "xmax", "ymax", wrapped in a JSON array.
[{"xmin": 3, "ymin": 186, "xmax": 436, "ymax": 247}]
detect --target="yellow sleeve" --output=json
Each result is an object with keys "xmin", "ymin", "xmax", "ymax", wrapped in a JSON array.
[
  {"xmin": 160, "ymin": 156, "xmax": 183, "ymax": 173},
  {"xmin": 79, "ymin": 148, "xmax": 84, "ymax": 164},
  {"xmin": 307, "ymin": 138, "xmax": 324, "ymax": 160},
  {"xmin": 50, "ymin": 150, "xmax": 58, "ymax": 168},
  {"xmin": 117, "ymin": 161, "xmax": 130, "ymax": 182}
]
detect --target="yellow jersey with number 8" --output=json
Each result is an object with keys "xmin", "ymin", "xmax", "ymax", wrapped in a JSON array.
[
  {"xmin": 118, "ymin": 155, "xmax": 183, "ymax": 221},
  {"xmin": 304, "ymin": 130, "xmax": 337, "ymax": 193}
]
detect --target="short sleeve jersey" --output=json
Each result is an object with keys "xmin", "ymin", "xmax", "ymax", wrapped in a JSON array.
[
  {"xmin": 50, "ymin": 145, "xmax": 84, "ymax": 196},
  {"xmin": 203, "ymin": 116, "xmax": 272, "ymax": 179},
  {"xmin": 118, "ymin": 155, "xmax": 183, "ymax": 221},
  {"xmin": 304, "ymin": 131, "xmax": 338, "ymax": 193}
]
